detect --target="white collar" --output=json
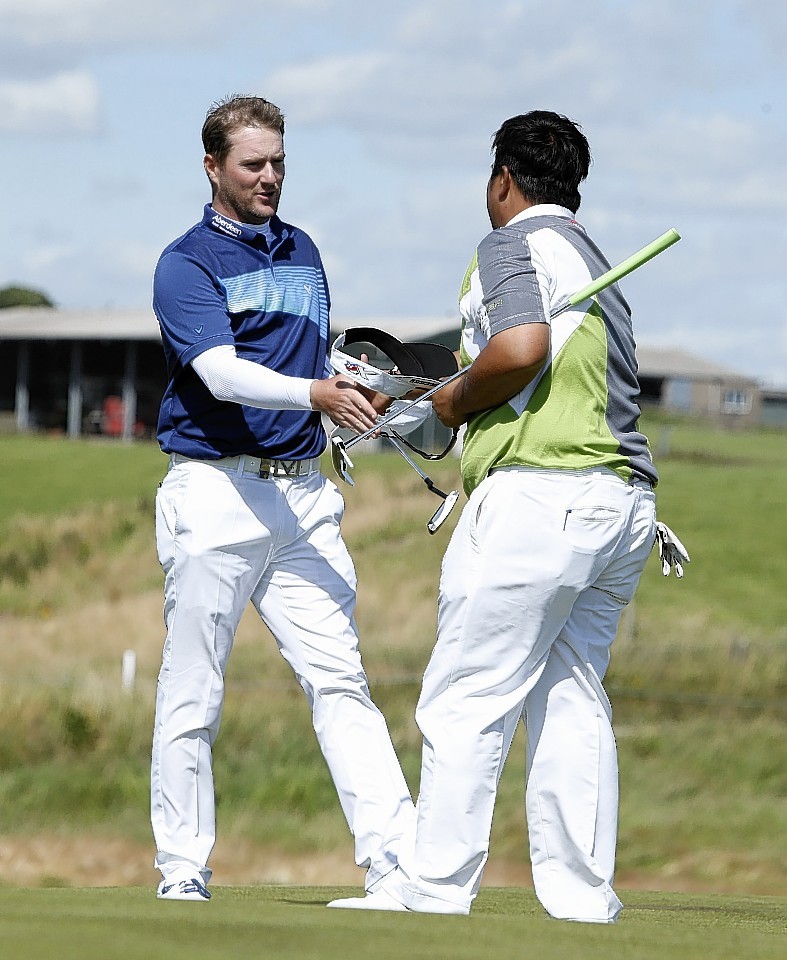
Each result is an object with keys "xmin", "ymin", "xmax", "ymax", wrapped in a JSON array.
[{"xmin": 505, "ymin": 203, "xmax": 577, "ymax": 227}]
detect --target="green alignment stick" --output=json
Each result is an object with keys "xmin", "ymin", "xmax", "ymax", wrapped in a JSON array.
[
  {"xmin": 563, "ymin": 227, "xmax": 681, "ymax": 311},
  {"xmin": 340, "ymin": 227, "xmax": 681, "ymax": 449}
]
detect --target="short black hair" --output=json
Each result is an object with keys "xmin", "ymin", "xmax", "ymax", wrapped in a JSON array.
[{"xmin": 490, "ymin": 111, "xmax": 591, "ymax": 213}]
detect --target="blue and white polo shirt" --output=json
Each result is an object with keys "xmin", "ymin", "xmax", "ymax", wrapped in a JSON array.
[{"xmin": 154, "ymin": 205, "xmax": 331, "ymax": 461}]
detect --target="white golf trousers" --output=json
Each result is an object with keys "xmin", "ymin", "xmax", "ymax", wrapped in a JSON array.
[
  {"xmin": 395, "ymin": 466, "xmax": 656, "ymax": 921},
  {"xmin": 151, "ymin": 459, "xmax": 414, "ymax": 888}
]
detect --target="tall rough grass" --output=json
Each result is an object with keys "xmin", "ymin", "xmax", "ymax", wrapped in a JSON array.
[{"xmin": 0, "ymin": 423, "xmax": 785, "ymax": 893}]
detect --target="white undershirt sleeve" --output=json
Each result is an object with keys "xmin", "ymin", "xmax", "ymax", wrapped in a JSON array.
[{"xmin": 191, "ymin": 344, "xmax": 315, "ymax": 410}]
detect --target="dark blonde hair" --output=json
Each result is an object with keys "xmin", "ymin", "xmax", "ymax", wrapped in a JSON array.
[{"xmin": 201, "ymin": 95, "xmax": 285, "ymax": 162}]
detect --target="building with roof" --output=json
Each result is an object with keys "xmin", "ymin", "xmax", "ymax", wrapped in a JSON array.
[
  {"xmin": 0, "ymin": 308, "xmax": 777, "ymax": 439},
  {"xmin": 759, "ymin": 388, "xmax": 787, "ymax": 428},
  {"xmin": 0, "ymin": 309, "xmax": 461, "ymax": 441},
  {"xmin": 635, "ymin": 345, "xmax": 761, "ymax": 424},
  {"xmin": 0, "ymin": 307, "xmax": 163, "ymax": 439}
]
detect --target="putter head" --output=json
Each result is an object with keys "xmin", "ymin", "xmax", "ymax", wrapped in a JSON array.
[
  {"xmin": 427, "ymin": 489, "xmax": 460, "ymax": 534},
  {"xmin": 330, "ymin": 433, "xmax": 355, "ymax": 486}
]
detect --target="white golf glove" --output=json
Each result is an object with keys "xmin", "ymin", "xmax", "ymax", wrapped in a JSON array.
[
  {"xmin": 382, "ymin": 398, "xmax": 433, "ymax": 436},
  {"xmin": 655, "ymin": 521, "xmax": 690, "ymax": 578}
]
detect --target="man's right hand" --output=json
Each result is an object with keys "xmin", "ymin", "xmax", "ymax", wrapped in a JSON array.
[{"xmin": 310, "ymin": 376, "xmax": 380, "ymax": 433}]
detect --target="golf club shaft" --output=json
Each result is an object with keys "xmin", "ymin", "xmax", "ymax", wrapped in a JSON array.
[
  {"xmin": 385, "ymin": 433, "xmax": 449, "ymax": 499},
  {"xmin": 344, "ymin": 227, "xmax": 681, "ymax": 447}
]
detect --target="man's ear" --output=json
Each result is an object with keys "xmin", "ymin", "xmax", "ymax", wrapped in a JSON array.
[
  {"xmin": 204, "ymin": 154, "xmax": 219, "ymax": 187},
  {"xmin": 497, "ymin": 165, "xmax": 513, "ymax": 202},
  {"xmin": 499, "ymin": 166, "xmax": 531, "ymax": 211}
]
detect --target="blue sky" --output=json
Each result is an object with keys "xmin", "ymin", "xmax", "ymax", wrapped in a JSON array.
[{"xmin": 1, "ymin": 0, "xmax": 785, "ymax": 386}]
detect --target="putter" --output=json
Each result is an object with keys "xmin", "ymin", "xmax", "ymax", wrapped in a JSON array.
[
  {"xmin": 330, "ymin": 429, "xmax": 356, "ymax": 486},
  {"xmin": 330, "ymin": 427, "xmax": 459, "ymax": 531},
  {"xmin": 383, "ymin": 432, "xmax": 461, "ymax": 533}
]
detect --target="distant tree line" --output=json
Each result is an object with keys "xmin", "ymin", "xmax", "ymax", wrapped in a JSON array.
[{"xmin": 0, "ymin": 285, "xmax": 54, "ymax": 309}]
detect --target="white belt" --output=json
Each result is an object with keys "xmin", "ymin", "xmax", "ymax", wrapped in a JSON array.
[{"xmin": 170, "ymin": 452, "xmax": 321, "ymax": 479}]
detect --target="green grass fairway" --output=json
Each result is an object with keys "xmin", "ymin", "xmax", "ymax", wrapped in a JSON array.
[
  {"xmin": 0, "ymin": 434, "xmax": 165, "ymax": 524},
  {"xmin": 1, "ymin": 886, "xmax": 784, "ymax": 960},
  {"xmin": 1, "ymin": 428, "xmax": 785, "ymax": 908}
]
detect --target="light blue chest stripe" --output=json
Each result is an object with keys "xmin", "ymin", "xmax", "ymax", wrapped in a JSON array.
[{"xmin": 219, "ymin": 265, "xmax": 328, "ymax": 337}]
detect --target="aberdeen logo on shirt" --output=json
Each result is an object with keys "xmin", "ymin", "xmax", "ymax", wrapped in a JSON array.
[{"xmin": 211, "ymin": 214, "xmax": 243, "ymax": 238}]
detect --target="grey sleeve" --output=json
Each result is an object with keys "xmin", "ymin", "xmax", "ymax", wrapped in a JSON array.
[{"xmin": 477, "ymin": 227, "xmax": 547, "ymax": 335}]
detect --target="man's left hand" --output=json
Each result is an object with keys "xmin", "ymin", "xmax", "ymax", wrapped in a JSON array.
[{"xmin": 431, "ymin": 377, "xmax": 467, "ymax": 429}]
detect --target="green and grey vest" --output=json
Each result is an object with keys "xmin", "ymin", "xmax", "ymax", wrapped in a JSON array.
[{"xmin": 457, "ymin": 205, "xmax": 657, "ymax": 495}]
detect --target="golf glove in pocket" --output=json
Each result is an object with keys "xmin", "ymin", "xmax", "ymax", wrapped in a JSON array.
[{"xmin": 655, "ymin": 521, "xmax": 690, "ymax": 579}]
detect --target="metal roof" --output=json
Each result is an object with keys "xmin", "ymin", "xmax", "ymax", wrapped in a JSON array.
[
  {"xmin": 0, "ymin": 308, "xmax": 758, "ymax": 384},
  {"xmin": 635, "ymin": 345, "xmax": 757, "ymax": 383},
  {"xmin": 0, "ymin": 308, "xmax": 459, "ymax": 342},
  {"xmin": 0, "ymin": 307, "xmax": 160, "ymax": 340},
  {"xmin": 0, "ymin": 308, "xmax": 459, "ymax": 346},
  {"xmin": 332, "ymin": 316, "xmax": 461, "ymax": 341}
]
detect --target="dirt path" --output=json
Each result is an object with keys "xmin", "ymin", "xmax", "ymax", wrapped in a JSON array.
[
  {"xmin": 3, "ymin": 834, "xmax": 784, "ymax": 897},
  {"xmin": 0, "ymin": 834, "xmax": 534, "ymax": 890}
]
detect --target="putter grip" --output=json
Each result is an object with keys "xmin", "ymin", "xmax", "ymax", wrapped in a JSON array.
[{"xmin": 568, "ymin": 228, "xmax": 680, "ymax": 306}]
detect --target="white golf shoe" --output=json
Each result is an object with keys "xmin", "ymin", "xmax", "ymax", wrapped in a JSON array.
[
  {"xmin": 327, "ymin": 888, "xmax": 408, "ymax": 912},
  {"xmin": 157, "ymin": 876, "xmax": 212, "ymax": 901}
]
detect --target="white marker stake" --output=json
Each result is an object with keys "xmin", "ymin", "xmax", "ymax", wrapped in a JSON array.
[{"xmin": 121, "ymin": 649, "xmax": 137, "ymax": 694}]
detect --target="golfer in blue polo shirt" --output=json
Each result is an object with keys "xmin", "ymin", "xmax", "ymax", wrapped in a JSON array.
[{"xmin": 150, "ymin": 95, "xmax": 414, "ymax": 902}]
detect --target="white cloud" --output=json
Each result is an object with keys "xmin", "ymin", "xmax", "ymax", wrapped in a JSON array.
[
  {"xmin": 0, "ymin": 0, "xmax": 109, "ymax": 44},
  {"xmin": 0, "ymin": 0, "xmax": 257, "ymax": 60},
  {"xmin": 0, "ymin": 71, "xmax": 100, "ymax": 134},
  {"xmin": 594, "ymin": 111, "xmax": 787, "ymax": 214},
  {"xmin": 271, "ymin": 52, "xmax": 393, "ymax": 125},
  {"xmin": 607, "ymin": 112, "xmax": 767, "ymax": 173},
  {"xmin": 13, "ymin": 235, "xmax": 159, "ymax": 309},
  {"xmin": 21, "ymin": 242, "xmax": 76, "ymax": 273},
  {"xmin": 266, "ymin": 1, "xmax": 786, "ymax": 157},
  {"xmin": 109, "ymin": 240, "xmax": 160, "ymax": 280},
  {"xmin": 263, "ymin": 1, "xmax": 787, "ymax": 388},
  {"xmin": 0, "ymin": 0, "xmax": 784, "ymax": 383}
]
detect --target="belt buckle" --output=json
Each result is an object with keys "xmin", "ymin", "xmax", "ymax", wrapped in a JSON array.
[{"xmin": 256, "ymin": 458, "xmax": 310, "ymax": 479}]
